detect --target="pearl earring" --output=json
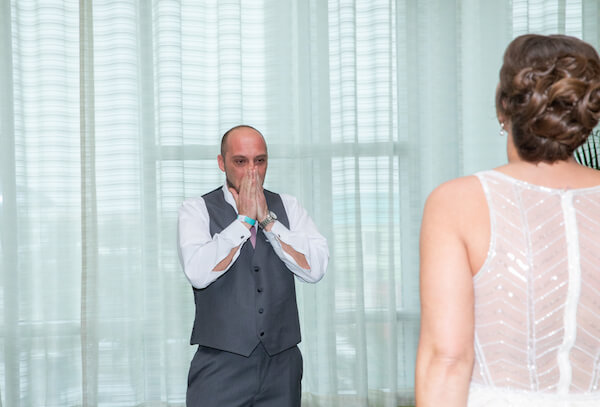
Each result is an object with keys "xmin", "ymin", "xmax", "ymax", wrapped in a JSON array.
[{"xmin": 499, "ymin": 122, "xmax": 507, "ymax": 137}]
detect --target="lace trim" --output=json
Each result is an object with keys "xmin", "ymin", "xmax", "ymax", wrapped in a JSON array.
[
  {"xmin": 473, "ymin": 172, "xmax": 497, "ymax": 283},
  {"xmin": 557, "ymin": 191, "xmax": 582, "ymax": 394}
]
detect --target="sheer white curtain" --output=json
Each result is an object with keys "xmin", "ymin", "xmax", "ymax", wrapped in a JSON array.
[{"xmin": 0, "ymin": 0, "xmax": 598, "ymax": 406}]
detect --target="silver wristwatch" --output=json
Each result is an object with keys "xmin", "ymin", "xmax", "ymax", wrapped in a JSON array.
[{"xmin": 259, "ymin": 211, "xmax": 277, "ymax": 229}]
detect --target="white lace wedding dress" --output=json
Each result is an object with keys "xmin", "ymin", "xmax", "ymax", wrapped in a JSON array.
[{"xmin": 469, "ymin": 171, "xmax": 600, "ymax": 406}]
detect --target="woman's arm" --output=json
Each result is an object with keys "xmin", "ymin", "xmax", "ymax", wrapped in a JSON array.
[{"xmin": 415, "ymin": 179, "xmax": 476, "ymax": 407}]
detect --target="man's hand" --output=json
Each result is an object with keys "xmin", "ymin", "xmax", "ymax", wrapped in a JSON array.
[
  {"xmin": 256, "ymin": 174, "xmax": 269, "ymax": 224},
  {"xmin": 230, "ymin": 169, "xmax": 258, "ymax": 225}
]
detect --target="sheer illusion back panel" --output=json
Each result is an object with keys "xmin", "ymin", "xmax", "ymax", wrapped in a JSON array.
[{"xmin": 472, "ymin": 171, "xmax": 600, "ymax": 394}]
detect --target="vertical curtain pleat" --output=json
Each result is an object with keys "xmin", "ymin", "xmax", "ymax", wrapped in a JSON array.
[
  {"xmin": 138, "ymin": 1, "xmax": 164, "ymax": 402},
  {"xmin": 6, "ymin": 1, "xmax": 82, "ymax": 406},
  {"xmin": 582, "ymin": 0, "xmax": 600, "ymax": 42},
  {"xmin": 79, "ymin": 0, "xmax": 98, "ymax": 405},
  {"xmin": 0, "ymin": 2, "xmax": 17, "ymax": 407}
]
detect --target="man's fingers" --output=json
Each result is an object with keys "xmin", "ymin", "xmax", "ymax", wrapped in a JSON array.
[
  {"xmin": 254, "ymin": 170, "xmax": 268, "ymax": 220},
  {"xmin": 236, "ymin": 170, "xmax": 258, "ymax": 219}
]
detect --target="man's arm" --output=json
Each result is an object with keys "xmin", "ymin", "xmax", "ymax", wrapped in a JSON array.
[
  {"xmin": 263, "ymin": 193, "xmax": 329, "ymax": 283},
  {"xmin": 177, "ymin": 197, "xmax": 251, "ymax": 288},
  {"xmin": 212, "ymin": 246, "xmax": 242, "ymax": 272},
  {"xmin": 279, "ymin": 240, "xmax": 310, "ymax": 269}
]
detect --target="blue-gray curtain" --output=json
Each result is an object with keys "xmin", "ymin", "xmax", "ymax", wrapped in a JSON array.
[{"xmin": 0, "ymin": 0, "xmax": 598, "ymax": 406}]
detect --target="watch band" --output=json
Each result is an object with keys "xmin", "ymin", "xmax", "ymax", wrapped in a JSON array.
[
  {"xmin": 259, "ymin": 211, "xmax": 277, "ymax": 229},
  {"xmin": 237, "ymin": 215, "xmax": 256, "ymax": 226}
]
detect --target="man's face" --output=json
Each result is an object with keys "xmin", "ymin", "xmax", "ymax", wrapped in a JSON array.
[{"xmin": 218, "ymin": 127, "xmax": 268, "ymax": 192}]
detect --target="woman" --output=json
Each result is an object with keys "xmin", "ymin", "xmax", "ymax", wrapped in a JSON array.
[{"xmin": 416, "ymin": 34, "xmax": 600, "ymax": 406}]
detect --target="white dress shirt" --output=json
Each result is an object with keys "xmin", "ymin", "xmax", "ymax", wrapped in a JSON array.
[{"xmin": 178, "ymin": 185, "xmax": 329, "ymax": 289}]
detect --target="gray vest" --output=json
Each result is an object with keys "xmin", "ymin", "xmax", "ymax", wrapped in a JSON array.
[{"xmin": 190, "ymin": 187, "xmax": 301, "ymax": 356}]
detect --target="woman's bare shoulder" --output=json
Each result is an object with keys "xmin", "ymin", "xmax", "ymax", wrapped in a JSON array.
[
  {"xmin": 423, "ymin": 175, "xmax": 491, "ymax": 274},
  {"xmin": 425, "ymin": 175, "xmax": 484, "ymax": 213}
]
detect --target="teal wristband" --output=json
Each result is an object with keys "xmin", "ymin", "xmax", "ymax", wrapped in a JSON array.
[{"xmin": 237, "ymin": 215, "xmax": 256, "ymax": 226}]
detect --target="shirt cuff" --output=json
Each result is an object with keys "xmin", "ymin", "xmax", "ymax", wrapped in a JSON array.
[
  {"xmin": 265, "ymin": 221, "xmax": 285, "ymax": 239},
  {"xmin": 265, "ymin": 221, "xmax": 309, "ymax": 257},
  {"xmin": 220, "ymin": 218, "xmax": 252, "ymax": 246}
]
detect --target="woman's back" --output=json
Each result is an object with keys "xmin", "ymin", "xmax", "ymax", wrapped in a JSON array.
[
  {"xmin": 416, "ymin": 34, "xmax": 600, "ymax": 407},
  {"xmin": 469, "ymin": 169, "xmax": 600, "ymax": 404}
]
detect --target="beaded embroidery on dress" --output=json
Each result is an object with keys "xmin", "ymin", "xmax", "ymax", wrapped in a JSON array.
[{"xmin": 470, "ymin": 171, "xmax": 600, "ymax": 406}]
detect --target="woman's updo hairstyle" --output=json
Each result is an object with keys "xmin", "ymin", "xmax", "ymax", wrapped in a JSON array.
[{"xmin": 496, "ymin": 34, "xmax": 600, "ymax": 162}]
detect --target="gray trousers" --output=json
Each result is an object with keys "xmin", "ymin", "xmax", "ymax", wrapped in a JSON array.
[{"xmin": 186, "ymin": 343, "xmax": 303, "ymax": 407}]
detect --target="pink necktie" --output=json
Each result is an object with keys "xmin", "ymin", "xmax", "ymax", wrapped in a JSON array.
[{"xmin": 250, "ymin": 226, "xmax": 257, "ymax": 248}]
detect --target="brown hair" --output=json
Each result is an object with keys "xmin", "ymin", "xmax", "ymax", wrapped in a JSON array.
[{"xmin": 496, "ymin": 34, "xmax": 600, "ymax": 162}]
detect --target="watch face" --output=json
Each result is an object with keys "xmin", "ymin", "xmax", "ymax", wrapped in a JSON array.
[{"xmin": 270, "ymin": 211, "xmax": 277, "ymax": 220}]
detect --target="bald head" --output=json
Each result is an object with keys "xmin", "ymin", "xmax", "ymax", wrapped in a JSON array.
[{"xmin": 220, "ymin": 125, "xmax": 266, "ymax": 158}]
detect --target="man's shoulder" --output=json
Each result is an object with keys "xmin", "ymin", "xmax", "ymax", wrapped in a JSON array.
[
  {"xmin": 179, "ymin": 186, "xmax": 223, "ymax": 213},
  {"xmin": 202, "ymin": 186, "xmax": 224, "ymax": 199},
  {"xmin": 179, "ymin": 186, "xmax": 223, "ymax": 209},
  {"xmin": 264, "ymin": 188, "xmax": 295, "ymax": 199},
  {"xmin": 179, "ymin": 195, "xmax": 207, "ymax": 214},
  {"xmin": 263, "ymin": 188, "xmax": 281, "ymax": 197},
  {"xmin": 264, "ymin": 189, "xmax": 299, "ymax": 205}
]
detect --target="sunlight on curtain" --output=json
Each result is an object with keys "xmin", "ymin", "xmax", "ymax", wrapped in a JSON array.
[
  {"xmin": 512, "ymin": 0, "xmax": 583, "ymax": 36},
  {"xmin": 1, "ymin": 0, "xmax": 599, "ymax": 406},
  {"xmin": 1, "ymin": 1, "xmax": 82, "ymax": 406}
]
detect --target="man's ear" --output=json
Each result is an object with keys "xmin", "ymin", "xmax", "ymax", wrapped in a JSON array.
[{"xmin": 218, "ymin": 154, "xmax": 225, "ymax": 172}]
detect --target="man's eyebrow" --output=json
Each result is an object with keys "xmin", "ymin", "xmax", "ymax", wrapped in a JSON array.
[{"xmin": 229, "ymin": 154, "xmax": 267, "ymax": 160}]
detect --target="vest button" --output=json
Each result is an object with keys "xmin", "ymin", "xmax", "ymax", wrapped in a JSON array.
[
  {"xmin": 254, "ymin": 266, "xmax": 260, "ymax": 272},
  {"xmin": 258, "ymin": 308, "xmax": 264, "ymax": 314},
  {"xmin": 257, "ymin": 288, "xmax": 263, "ymax": 293},
  {"xmin": 260, "ymin": 332, "xmax": 265, "ymax": 337}
]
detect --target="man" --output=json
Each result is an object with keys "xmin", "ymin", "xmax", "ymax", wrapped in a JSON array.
[{"xmin": 178, "ymin": 125, "xmax": 329, "ymax": 406}]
